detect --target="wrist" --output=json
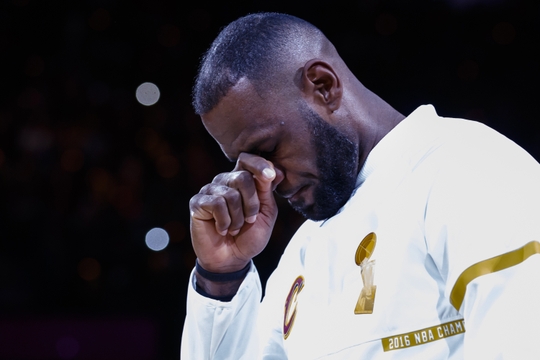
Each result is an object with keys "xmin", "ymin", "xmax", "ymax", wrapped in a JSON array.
[
  {"xmin": 194, "ymin": 259, "xmax": 251, "ymax": 301},
  {"xmin": 196, "ymin": 259, "xmax": 250, "ymax": 282},
  {"xmin": 196, "ymin": 258, "xmax": 251, "ymax": 274}
]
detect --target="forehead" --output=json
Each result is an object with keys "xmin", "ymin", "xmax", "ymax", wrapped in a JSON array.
[{"xmin": 201, "ymin": 78, "xmax": 287, "ymax": 160}]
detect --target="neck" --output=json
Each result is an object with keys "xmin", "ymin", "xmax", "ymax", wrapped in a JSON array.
[{"xmin": 345, "ymin": 83, "xmax": 405, "ymax": 175}]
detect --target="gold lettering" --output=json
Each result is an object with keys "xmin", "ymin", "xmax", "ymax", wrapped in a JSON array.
[
  {"xmin": 381, "ymin": 319, "xmax": 466, "ymax": 352},
  {"xmin": 437, "ymin": 326, "xmax": 443, "ymax": 337},
  {"xmin": 443, "ymin": 325, "xmax": 450, "ymax": 336}
]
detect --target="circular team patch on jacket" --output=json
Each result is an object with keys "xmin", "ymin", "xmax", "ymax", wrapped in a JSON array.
[{"xmin": 283, "ymin": 275, "xmax": 305, "ymax": 339}]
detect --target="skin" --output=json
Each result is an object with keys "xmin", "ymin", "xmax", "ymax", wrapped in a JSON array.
[{"xmin": 189, "ymin": 40, "xmax": 405, "ymax": 297}]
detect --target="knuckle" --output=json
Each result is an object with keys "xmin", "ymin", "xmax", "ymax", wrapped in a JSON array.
[
  {"xmin": 188, "ymin": 195, "xmax": 199, "ymax": 210},
  {"xmin": 210, "ymin": 184, "xmax": 229, "ymax": 197},
  {"xmin": 228, "ymin": 170, "xmax": 253, "ymax": 187},
  {"xmin": 212, "ymin": 195, "xmax": 227, "ymax": 209},
  {"xmin": 212, "ymin": 172, "xmax": 228, "ymax": 184},
  {"xmin": 200, "ymin": 183, "xmax": 231, "ymax": 197},
  {"xmin": 194, "ymin": 194, "xmax": 224, "ymax": 211},
  {"xmin": 199, "ymin": 184, "xmax": 212, "ymax": 194},
  {"xmin": 236, "ymin": 170, "xmax": 253, "ymax": 183},
  {"xmin": 189, "ymin": 193, "xmax": 208, "ymax": 207},
  {"xmin": 222, "ymin": 188, "xmax": 241, "ymax": 204}
]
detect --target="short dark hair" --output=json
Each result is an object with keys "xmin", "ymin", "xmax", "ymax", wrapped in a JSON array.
[{"xmin": 192, "ymin": 13, "xmax": 321, "ymax": 114}]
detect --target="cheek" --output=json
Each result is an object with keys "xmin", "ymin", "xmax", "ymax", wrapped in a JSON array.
[
  {"xmin": 276, "ymin": 155, "xmax": 318, "ymax": 181},
  {"xmin": 272, "ymin": 161, "xmax": 309, "ymax": 192},
  {"xmin": 273, "ymin": 128, "xmax": 320, "ymax": 183},
  {"xmin": 283, "ymin": 138, "xmax": 318, "ymax": 173}
]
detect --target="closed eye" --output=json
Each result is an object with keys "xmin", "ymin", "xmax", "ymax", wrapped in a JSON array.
[
  {"xmin": 258, "ymin": 146, "xmax": 277, "ymax": 159},
  {"xmin": 245, "ymin": 138, "xmax": 278, "ymax": 159}
]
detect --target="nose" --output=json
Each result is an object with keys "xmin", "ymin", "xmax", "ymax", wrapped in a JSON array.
[{"xmin": 271, "ymin": 166, "xmax": 285, "ymax": 191}]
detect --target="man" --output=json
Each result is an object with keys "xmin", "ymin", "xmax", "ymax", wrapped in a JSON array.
[{"xmin": 182, "ymin": 13, "xmax": 540, "ymax": 359}]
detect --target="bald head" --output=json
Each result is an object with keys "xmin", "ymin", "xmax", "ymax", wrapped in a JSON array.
[{"xmin": 192, "ymin": 13, "xmax": 339, "ymax": 115}]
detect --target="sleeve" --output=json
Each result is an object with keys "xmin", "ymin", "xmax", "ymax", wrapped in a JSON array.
[
  {"xmin": 180, "ymin": 262, "xmax": 262, "ymax": 360},
  {"xmin": 457, "ymin": 249, "xmax": 540, "ymax": 359},
  {"xmin": 255, "ymin": 266, "xmax": 291, "ymax": 360},
  {"xmin": 424, "ymin": 122, "xmax": 540, "ymax": 359},
  {"xmin": 180, "ymin": 219, "xmax": 313, "ymax": 359}
]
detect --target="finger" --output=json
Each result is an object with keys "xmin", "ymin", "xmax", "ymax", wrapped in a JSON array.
[
  {"xmin": 210, "ymin": 184, "xmax": 247, "ymax": 235},
  {"xmin": 189, "ymin": 194, "xmax": 231, "ymax": 236},
  {"xmin": 220, "ymin": 171, "xmax": 260, "ymax": 225},
  {"xmin": 235, "ymin": 153, "xmax": 285, "ymax": 214},
  {"xmin": 200, "ymin": 180, "xmax": 259, "ymax": 232},
  {"xmin": 234, "ymin": 153, "xmax": 277, "ymax": 192}
]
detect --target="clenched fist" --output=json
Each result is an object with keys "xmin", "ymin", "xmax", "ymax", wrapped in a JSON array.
[{"xmin": 189, "ymin": 153, "xmax": 284, "ymax": 275}]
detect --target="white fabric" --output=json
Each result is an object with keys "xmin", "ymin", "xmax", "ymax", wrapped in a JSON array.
[{"xmin": 181, "ymin": 105, "xmax": 540, "ymax": 359}]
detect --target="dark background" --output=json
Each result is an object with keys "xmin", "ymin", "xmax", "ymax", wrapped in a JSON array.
[{"xmin": 1, "ymin": 0, "xmax": 538, "ymax": 358}]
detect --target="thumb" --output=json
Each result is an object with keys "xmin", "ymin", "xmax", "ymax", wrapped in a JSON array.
[
  {"xmin": 253, "ymin": 163, "xmax": 282, "ymax": 206},
  {"xmin": 254, "ymin": 164, "xmax": 276, "ymax": 192}
]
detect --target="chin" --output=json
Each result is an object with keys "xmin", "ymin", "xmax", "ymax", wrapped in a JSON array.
[
  {"xmin": 291, "ymin": 201, "xmax": 339, "ymax": 222},
  {"xmin": 289, "ymin": 179, "xmax": 356, "ymax": 221}
]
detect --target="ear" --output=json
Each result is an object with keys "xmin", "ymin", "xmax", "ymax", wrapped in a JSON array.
[{"xmin": 302, "ymin": 59, "xmax": 342, "ymax": 113}]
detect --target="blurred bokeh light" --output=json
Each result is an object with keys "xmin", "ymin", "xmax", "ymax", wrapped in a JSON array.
[
  {"xmin": 145, "ymin": 227, "xmax": 170, "ymax": 251},
  {"xmin": 136, "ymin": 82, "xmax": 161, "ymax": 106}
]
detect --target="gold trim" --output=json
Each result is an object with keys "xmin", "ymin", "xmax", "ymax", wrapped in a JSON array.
[
  {"xmin": 450, "ymin": 240, "xmax": 540, "ymax": 311},
  {"xmin": 381, "ymin": 319, "xmax": 465, "ymax": 352}
]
